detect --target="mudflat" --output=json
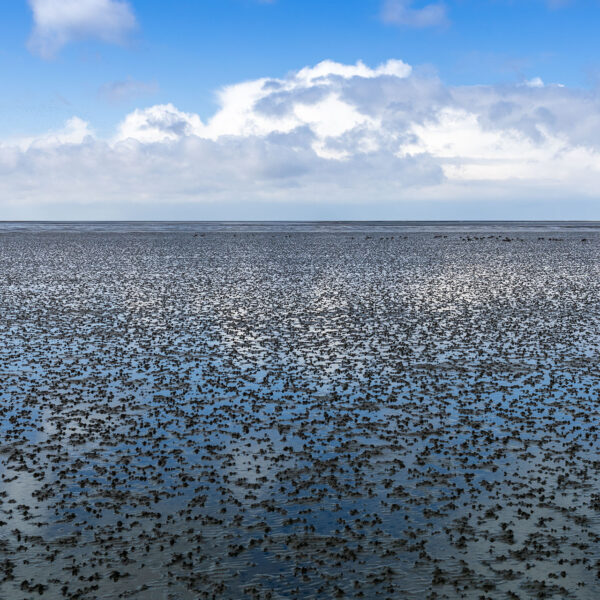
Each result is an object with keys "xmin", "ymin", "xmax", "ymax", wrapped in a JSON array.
[{"xmin": 1, "ymin": 223, "xmax": 599, "ymax": 599}]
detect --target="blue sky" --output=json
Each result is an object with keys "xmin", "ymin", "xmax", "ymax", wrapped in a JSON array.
[{"xmin": 1, "ymin": 0, "xmax": 600, "ymax": 219}]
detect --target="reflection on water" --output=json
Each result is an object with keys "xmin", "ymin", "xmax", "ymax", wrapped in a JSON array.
[{"xmin": 1, "ymin": 228, "xmax": 600, "ymax": 599}]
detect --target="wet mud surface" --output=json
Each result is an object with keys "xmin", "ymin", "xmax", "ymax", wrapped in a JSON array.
[{"xmin": 1, "ymin": 228, "xmax": 600, "ymax": 599}]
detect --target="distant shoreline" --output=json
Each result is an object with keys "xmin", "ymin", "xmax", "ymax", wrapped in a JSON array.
[{"xmin": 1, "ymin": 220, "xmax": 600, "ymax": 234}]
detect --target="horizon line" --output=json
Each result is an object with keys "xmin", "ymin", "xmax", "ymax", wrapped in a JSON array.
[{"xmin": 2, "ymin": 219, "xmax": 600, "ymax": 224}]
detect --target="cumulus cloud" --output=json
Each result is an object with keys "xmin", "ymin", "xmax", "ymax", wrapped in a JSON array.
[
  {"xmin": 523, "ymin": 77, "xmax": 545, "ymax": 88},
  {"xmin": 2, "ymin": 58, "xmax": 600, "ymax": 218},
  {"xmin": 27, "ymin": 0, "xmax": 137, "ymax": 59},
  {"xmin": 381, "ymin": 0, "xmax": 448, "ymax": 28},
  {"xmin": 115, "ymin": 59, "xmax": 412, "ymax": 158},
  {"xmin": 116, "ymin": 104, "xmax": 204, "ymax": 143},
  {"xmin": 6, "ymin": 117, "xmax": 93, "ymax": 151}
]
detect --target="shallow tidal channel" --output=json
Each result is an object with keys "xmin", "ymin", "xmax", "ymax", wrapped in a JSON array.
[{"xmin": 1, "ymin": 224, "xmax": 600, "ymax": 599}]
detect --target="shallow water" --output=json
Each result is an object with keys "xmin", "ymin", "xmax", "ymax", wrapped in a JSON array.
[{"xmin": 1, "ymin": 224, "xmax": 600, "ymax": 599}]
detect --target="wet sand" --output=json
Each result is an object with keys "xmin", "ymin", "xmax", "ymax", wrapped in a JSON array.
[{"xmin": 1, "ymin": 225, "xmax": 600, "ymax": 599}]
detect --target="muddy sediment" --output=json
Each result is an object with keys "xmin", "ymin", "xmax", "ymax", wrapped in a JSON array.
[{"xmin": 1, "ymin": 227, "xmax": 600, "ymax": 599}]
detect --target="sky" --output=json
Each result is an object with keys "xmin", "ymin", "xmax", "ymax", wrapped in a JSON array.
[{"xmin": 1, "ymin": 0, "xmax": 600, "ymax": 220}]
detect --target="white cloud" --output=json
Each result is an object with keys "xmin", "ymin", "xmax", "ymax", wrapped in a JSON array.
[
  {"xmin": 116, "ymin": 104, "xmax": 204, "ymax": 143},
  {"xmin": 381, "ymin": 0, "xmax": 448, "ymax": 28},
  {"xmin": 523, "ymin": 77, "xmax": 545, "ymax": 88},
  {"xmin": 27, "ymin": 0, "xmax": 137, "ymax": 59},
  {"xmin": 295, "ymin": 59, "xmax": 412, "ymax": 82},
  {"xmin": 2, "ymin": 58, "xmax": 600, "ymax": 218},
  {"xmin": 6, "ymin": 117, "xmax": 93, "ymax": 151},
  {"xmin": 114, "ymin": 59, "xmax": 412, "ymax": 158},
  {"xmin": 399, "ymin": 107, "xmax": 600, "ymax": 184}
]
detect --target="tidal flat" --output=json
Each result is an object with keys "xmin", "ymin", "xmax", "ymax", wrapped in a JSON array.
[{"xmin": 1, "ymin": 223, "xmax": 600, "ymax": 599}]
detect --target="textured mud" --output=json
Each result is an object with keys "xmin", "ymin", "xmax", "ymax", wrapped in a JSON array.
[{"xmin": 1, "ymin": 228, "xmax": 600, "ymax": 599}]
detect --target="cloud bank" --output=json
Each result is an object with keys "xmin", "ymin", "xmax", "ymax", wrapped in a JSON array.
[
  {"xmin": 2, "ymin": 58, "xmax": 600, "ymax": 219},
  {"xmin": 27, "ymin": 0, "xmax": 137, "ymax": 58}
]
